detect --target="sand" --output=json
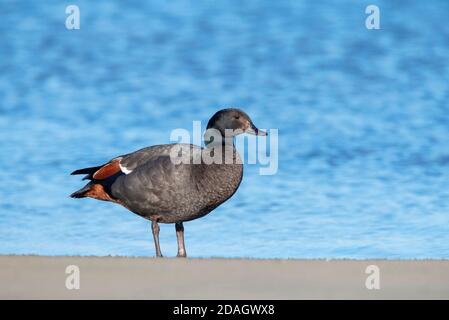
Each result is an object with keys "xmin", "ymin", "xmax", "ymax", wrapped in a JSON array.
[{"xmin": 0, "ymin": 256, "xmax": 448, "ymax": 299}]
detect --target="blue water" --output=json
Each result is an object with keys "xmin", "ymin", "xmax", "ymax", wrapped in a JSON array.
[{"xmin": 1, "ymin": 0, "xmax": 449, "ymax": 258}]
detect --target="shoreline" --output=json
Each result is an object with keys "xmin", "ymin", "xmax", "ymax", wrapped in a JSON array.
[{"xmin": 1, "ymin": 256, "xmax": 448, "ymax": 299}]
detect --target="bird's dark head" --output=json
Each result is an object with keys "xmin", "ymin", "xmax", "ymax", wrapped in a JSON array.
[{"xmin": 206, "ymin": 108, "xmax": 267, "ymax": 139}]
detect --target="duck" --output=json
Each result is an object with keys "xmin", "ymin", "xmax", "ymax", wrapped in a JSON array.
[{"xmin": 70, "ymin": 108, "xmax": 266, "ymax": 257}]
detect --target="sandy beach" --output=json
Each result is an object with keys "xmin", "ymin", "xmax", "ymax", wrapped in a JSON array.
[{"xmin": 0, "ymin": 256, "xmax": 448, "ymax": 299}]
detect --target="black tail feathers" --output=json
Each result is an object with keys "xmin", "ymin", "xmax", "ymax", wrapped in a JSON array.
[
  {"xmin": 71, "ymin": 165, "xmax": 102, "ymax": 176},
  {"xmin": 70, "ymin": 183, "xmax": 92, "ymax": 198},
  {"xmin": 71, "ymin": 165, "xmax": 103, "ymax": 181}
]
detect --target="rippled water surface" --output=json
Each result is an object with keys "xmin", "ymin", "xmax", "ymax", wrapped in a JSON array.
[{"xmin": 1, "ymin": 0, "xmax": 449, "ymax": 258}]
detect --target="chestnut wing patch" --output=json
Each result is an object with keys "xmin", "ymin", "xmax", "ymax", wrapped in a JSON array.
[
  {"xmin": 92, "ymin": 159, "xmax": 122, "ymax": 180},
  {"xmin": 84, "ymin": 184, "xmax": 114, "ymax": 201}
]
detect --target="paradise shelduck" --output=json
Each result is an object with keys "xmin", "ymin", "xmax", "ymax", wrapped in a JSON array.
[{"xmin": 71, "ymin": 108, "xmax": 266, "ymax": 257}]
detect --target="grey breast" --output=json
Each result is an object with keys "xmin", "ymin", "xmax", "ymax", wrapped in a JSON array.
[{"xmin": 110, "ymin": 144, "xmax": 243, "ymax": 223}]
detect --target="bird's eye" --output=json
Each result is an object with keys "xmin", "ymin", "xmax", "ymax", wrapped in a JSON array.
[{"xmin": 235, "ymin": 115, "xmax": 240, "ymax": 119}]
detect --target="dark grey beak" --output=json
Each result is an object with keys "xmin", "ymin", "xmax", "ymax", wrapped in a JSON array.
[{"xmin": 246, "ymin": 123, "xmax": 267, "ymax": 136}]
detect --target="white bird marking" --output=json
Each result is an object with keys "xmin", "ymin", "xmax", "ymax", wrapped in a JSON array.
[{"xmin": 119, "ymin": 163, "xmax": 132, "ymax": 174}]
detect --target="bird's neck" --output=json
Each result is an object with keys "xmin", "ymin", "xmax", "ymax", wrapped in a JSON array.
[
  {"xmin": 195, "ymin": 141, "xmax": 243, "ymax": 205},
  {"xmin": 203, "ymin": 136, "xmax": 241, "ymax": 164}
]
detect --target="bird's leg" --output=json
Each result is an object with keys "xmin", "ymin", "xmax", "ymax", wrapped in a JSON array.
[
  {"xmin": 175, "ymin": 222, "xmax": 187, "ymax": 258},
  {"xmin": 151, "ymin": 220, "xmax": 163, "ymax": 257}
]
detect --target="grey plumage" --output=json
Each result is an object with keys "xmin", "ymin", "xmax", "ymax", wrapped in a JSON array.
[
  {"xmin": 111, "ymin": 144, "xmax": 243, "ymax": 223},
  {"xmin": 70, "ymin": 108, "xmax": 266, "ymax": 257}
]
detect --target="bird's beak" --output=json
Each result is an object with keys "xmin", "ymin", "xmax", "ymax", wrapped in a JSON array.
[{"xmin": 246, "ymin": 122, "xmax": 267, "ymax": 136}]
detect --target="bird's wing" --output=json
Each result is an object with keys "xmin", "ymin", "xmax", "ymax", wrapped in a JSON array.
[
  {"xmin": 110, "ymin": 153, "xmax": 194, "ymax": 213},
  {"xmin": 71, "ymin": 157, "xmax": 124, "ymax": 180},
  {"xmin": 120, "ymin": 143, "xmax": 202, "ymax": 173},
  {"xmin": 72, "ymin": 144, "xmax": 201, "ymax": 181},
  {"xmin": 119, "ymin": 145, "xmax": 174, "ymax": 173}
]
